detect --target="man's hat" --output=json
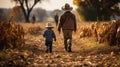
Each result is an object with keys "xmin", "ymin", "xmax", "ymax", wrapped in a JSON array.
[
  {"xmin": 45, "ymin": 22, "xmax": 54, "ymax": 28},
  {"xmin": 61, "ymin": 3, "xmax": 73, "ymax": 11}
]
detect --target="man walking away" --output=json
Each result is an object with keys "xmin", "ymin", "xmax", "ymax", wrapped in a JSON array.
[{"xmin": 58, "ymin": 3, "xmax": 77, "ymax": 52}]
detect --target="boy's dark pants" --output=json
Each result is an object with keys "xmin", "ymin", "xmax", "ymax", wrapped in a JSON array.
[{"xmin": 45, "ymin": 40, "xmax": 53, "ymax": 53}]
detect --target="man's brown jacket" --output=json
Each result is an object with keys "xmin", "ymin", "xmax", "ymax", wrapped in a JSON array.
[{"xmin": 58, "ymin": 11, "xmax": 77, "ymax": 32}]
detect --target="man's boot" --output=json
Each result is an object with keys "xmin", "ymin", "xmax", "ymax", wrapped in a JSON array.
[
  {"xmin": 65, "ymin": 45, "xmax": 68, "ymax": 51},
  {"xmin": 67, "ymin": 39, "xmax": 72, "ymax": 52},
  {"xmin": 68, "ymin": 44, "xmax": 72, "ymax": 52}
]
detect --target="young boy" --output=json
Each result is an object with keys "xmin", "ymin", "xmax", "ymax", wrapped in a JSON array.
[{"xmin": 43, "ymin": 22, "xmax": 56, "ymax": 53}]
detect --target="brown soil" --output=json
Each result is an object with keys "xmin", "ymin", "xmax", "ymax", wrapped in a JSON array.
[{"xmin": 0, "ymin": 22, "xmax": 120, "ymax": 67}]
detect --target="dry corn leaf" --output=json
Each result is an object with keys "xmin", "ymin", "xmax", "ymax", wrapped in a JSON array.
[
  {"xmin": 110, "ymin": 51, "xmax": 115, "ymax": 56},
  {"xmin": 22, "ymin": 52, "xmax": 29, "ymax": 59}
]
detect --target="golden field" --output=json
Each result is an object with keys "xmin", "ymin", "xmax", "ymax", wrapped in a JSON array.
[{"xmin": 0, "ymin": 21, "xmax": 120, "ymax": 67}]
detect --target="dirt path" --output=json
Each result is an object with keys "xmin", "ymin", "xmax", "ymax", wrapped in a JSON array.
[
  {"xmin": 20, "ymin": 23, "xmax": 120, "ymax": 67},
  {"xmin": 1, "ymin": 22, "xmax": 120, "ymax": 67}
]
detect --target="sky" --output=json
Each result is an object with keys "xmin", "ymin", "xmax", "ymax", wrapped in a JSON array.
[{"xmin": 0, "ymin": 0, "xmax": 76, "ymax": 10}]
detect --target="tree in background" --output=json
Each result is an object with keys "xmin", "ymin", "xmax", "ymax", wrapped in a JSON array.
[
  {"xmin": 73, "ymin": 0, "xmax": 120, "ymax": 21},
  {"xmin": 0, "ymin": 9, "xmax": 5, "ymax": 21},
  {"xmin": 52, "ymin": 9, "xmax": 63, "ymax": 16},
  {"xmin": 12, "ymin": 0, "xmax": 47, "ymax": 22},
  {"xmin": 10, "ymin": 6, "xmax": 24, "ymax": 22},
  {"xmin": 32, "ymin": 8, "xmax": 47, "ymax": 22},
  {"xmin": 0, "ymin": 8, "xmax": 11, "ymax": 22}
]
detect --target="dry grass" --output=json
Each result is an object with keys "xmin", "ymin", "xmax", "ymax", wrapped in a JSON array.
[
  {"xmin": 19, "ymin": 22, "xmax": 120, "ymax": 55},
  {"xmin": 1, "ymin": 22, "xmax": 120, "ymax": 67}
]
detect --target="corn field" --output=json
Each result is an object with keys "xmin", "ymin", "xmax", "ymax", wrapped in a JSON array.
[
  {"xmin": 79, "ymin": 20, "xmax": 120, "ymax": 47},
  {"xmin": 0, "ymin": 22, "xmax": 120, "ymax": 66},
  {"xmin": 0, "ymin": 22, "xmax": 24, "ymax": 50}
]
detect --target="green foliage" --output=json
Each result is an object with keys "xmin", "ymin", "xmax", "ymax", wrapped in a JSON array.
[{"xmin": 74, "ymin": 0, "xmax": 120, "ymax": 21}]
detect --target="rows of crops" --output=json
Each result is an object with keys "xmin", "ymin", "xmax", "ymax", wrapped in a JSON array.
[
  {"xmin": 0, "ymin": 22, "xmax": 24, "ymax": 50},
  {"xmin": 79, "ymin": 20, "xmax": 120, "ymax": 47}
]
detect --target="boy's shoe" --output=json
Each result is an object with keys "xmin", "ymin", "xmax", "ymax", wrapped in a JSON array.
[{"xmin": 45, "ymin": 49, "xmax": 48, "ymax": 53}]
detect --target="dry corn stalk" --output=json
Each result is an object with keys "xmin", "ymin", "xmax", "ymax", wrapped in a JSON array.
[
  {"xmin": 79, "ymin": 20, "xmax": 120, "ymax": 47},
  {"xmin": 0, "ymin": 22, "xmax": 25, "ymax": 50}
]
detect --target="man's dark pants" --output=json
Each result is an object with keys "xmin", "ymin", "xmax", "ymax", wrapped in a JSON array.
[{"xmin": 63, "ymin": 30, "xmax": 72, "ymax": 52}]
